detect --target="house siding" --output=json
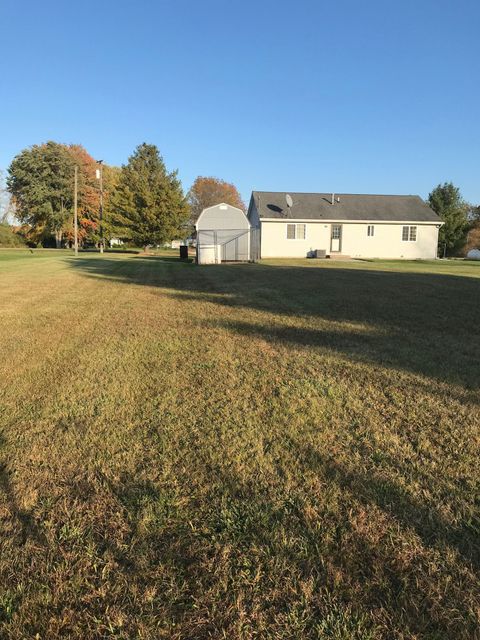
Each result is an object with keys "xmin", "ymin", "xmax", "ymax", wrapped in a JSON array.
[
  {"xmin": 341, "ymin": 222, "xmax": 439, "ymax": 259},
  {"xmin": 247, "ymin": 199, "xmax": 260, "ymax": 227},
  {"xmin": 259, "ymin": 221, "xmax": 439, "ymax": 259}
]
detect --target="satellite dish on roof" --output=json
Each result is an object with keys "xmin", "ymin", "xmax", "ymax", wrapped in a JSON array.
[{"xmin": 286, "ymin": 194, "xmax": 293, "ymax": 208}]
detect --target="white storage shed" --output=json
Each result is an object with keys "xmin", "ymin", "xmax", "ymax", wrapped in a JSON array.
[{"xmin": 195, "ymin": 203, "xmax": 257, "ymax": 264}]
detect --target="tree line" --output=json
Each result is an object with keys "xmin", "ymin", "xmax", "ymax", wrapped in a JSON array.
[
  {"xmin": 1, "ymin": 141, "xmax": 245, "ymax": 250},
  {"xmin": 427, "ymin": 183, "xmax": 479, "ymax": 256},
  {"xmin": 0, "ymin": 140, "xmax": 478, "ymax": 255}
]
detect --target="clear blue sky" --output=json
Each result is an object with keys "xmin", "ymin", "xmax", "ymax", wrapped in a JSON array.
[{"xmin": 1, "ymin": 0, "xmax": 479, "ymax": 204}]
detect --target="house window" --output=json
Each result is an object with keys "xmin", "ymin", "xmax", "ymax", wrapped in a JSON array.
[
  {"xmin": 286, "ymin": 223, "xmax": 306, "ymax": 239},
  {"xmin": 367, "ymin": 225, "xmax": 375, "ymax": 237},
  {"xmin": 402, "ymin": 226, "xmax": 417, "ymax": 241}
]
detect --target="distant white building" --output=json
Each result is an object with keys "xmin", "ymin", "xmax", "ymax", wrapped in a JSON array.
[
  {"xmin": 466, "ymin": 249, "xmax": 480, "ymax": 260},
  {"xmin": 247, "ymin": 192, "xmax": 442, "ymax": 260}
]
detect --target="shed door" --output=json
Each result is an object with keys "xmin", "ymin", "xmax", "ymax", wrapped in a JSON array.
[{"xmin": 330, "ymin": 224, "xmax": 342, "ymax": 252}]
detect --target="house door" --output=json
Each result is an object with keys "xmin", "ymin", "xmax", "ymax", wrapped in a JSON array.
[{"xmin": 330, "ymin": 224, "xmax": 342, "ymax": 252}]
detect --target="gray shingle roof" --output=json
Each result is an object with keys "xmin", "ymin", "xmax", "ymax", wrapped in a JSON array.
[{"xmin": 251, "ymin": 192, "xmax": 440, "ymax": 222}]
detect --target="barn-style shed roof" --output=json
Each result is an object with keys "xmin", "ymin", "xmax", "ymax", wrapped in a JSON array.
[{"xmin": 196, "ymin": 203, "xmax": 250, "ymax": 230}]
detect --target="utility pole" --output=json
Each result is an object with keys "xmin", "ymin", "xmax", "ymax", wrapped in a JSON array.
[
  {"xmin": 96, "ymin": 160, "xmax": 104, "ymax": 254},
  {"xmin": 74, "ymin": 165, "xmax": 78, "ymax": 257}
]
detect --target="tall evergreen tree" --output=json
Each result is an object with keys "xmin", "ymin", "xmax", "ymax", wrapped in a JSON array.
[
  {"xmin": 112, "ymin": 144, "xmax": 190, "ymax": 250},
  {"xmin": 428, "ymin": 182, "xmax": 469, "ymax": 256},
  {"xmin": 7, "ymin": 141, "xmax": 75, "ymax": 247},
  {"xmin": 101, "ymin": 165, "xmax": 122, "ymax": 245}
]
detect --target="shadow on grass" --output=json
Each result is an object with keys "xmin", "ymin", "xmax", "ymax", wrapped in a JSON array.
[
  {"xmin": 67, "ymin": 256, "xmax": 480, "ymax": 390},
  {"xmin": 137, "ymin": 255, "xmax": 194, "ymax": 264},
  {"xmin": 79, "ymin": 248, "xmax": 141, "ymax": 255},
  {"xmin": 206, "ymin": 318, "xmax": 480, "ymax": 399},
  {"xmin": 0, "ymin": 436, "xmax": 46, "ymax": 547},
  {"xmin": 288, "ymin": 436, "xmax": 480, "ymax": 571},
  {"xmin": 1, "ymin": 434, "xmax": 478, "ymax": 636},
  {"xmin": 124, "ymin": 445, "xmax": 479, "ymax": 638}
]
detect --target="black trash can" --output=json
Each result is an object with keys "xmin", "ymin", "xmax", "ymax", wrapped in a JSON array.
[{"xmin": 179, "ymin": 245, "xmax": 188, "ymax": 260}]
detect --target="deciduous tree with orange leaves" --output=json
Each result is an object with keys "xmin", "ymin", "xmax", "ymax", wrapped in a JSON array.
[
  {"xmin": 188, "ymin": 176, "xmax": 245, "ymax": 222},
  {"xmin": 65, "ymin": 145, "xmax": 100, "ymax": 246},
  {"xmin": 65, "ymin": 146, "xmax": 120, "ymax": 247},
  {"xmin": 7, "ymin": 141, "xmax": 120, "ymax": 248}
]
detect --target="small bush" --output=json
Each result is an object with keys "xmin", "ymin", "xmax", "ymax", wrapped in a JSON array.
[{"xmin": 0, "ymin": 224, "xmax": 26, "ymax": 247}]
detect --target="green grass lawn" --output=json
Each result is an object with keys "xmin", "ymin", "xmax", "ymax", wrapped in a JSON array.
[{"xmin": 0, "ymin": 250, "xmax": 479, "ymax": 639}]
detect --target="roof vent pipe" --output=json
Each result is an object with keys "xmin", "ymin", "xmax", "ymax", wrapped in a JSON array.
[{"xmin": 331, "ymin": 193, "xmax": 335, "ymax": 205}]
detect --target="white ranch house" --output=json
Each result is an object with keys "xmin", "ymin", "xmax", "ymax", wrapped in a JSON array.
[{"xmin": 247, "ymin": 192, "xmax": 442, "ymax": 260}]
